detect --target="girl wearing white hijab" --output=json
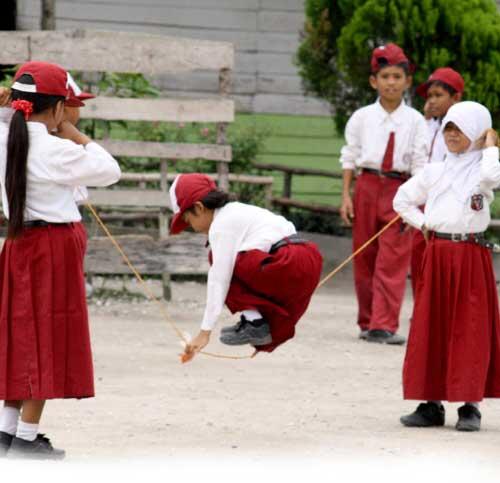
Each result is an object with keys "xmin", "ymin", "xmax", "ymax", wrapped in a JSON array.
[{"xmin": 393, "ymin": 101, "xmax": 500, "ymax": 432}]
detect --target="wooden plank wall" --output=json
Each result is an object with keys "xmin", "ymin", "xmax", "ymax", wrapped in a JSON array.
[{"xmin": 15, "ymin": 0, "xmax": 331, "ymax": 116}]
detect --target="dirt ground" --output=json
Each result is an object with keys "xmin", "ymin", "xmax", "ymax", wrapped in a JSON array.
[{"xmin": 9, "ymin": 270, "xmax": 493, "ymax": 477}]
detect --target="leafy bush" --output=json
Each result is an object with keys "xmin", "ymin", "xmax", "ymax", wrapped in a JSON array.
[{"xmin": 297, "ymin": 0, "xmax": 500, "ymax": 133}]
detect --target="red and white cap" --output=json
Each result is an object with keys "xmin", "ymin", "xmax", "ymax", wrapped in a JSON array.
[
  {"xmin": 371, "ymin": 43, "xmax": 409, "ymax": 73},
  {"xmin": 169, "ymin": 173, "xmax": 217, "ymax": 234},
  {"xmin": 12, "ymin": 61, "xmax": 70, "ymax": 98},
  {"xmin": 416, "ymin": 67, "xmax": 465, "ymax": 99},
  {"xmin": 66, "ymin": 72, "xmax": 95, "ymax": 107}
]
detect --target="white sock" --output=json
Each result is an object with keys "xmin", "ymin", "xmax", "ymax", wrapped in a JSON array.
[
  {"xmin": 16, "ymin": 421, "xmax": 38, "ymax": 442},
  {"xmin": 465, "ymin": 402, "xmax": 480, "ymax": 409},
  {"xmin": 242, "ymin": 309, "xmax": 262, "ymax": 321},
  {"xmin": 0, "ymin": 407, "xmax": 20, "ymax": 436}
]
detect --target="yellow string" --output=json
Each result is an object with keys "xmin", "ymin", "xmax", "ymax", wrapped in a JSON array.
[
  {"xmin": 83, "ymin": 199, "xmax": 253, "ymax": 360},
  {"xmin": 84, "ymin": 193, "xmax": 400, "ymax": 361}
]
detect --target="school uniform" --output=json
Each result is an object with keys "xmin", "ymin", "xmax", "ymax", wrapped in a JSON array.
[
  {"xmin": 169, "ymin": 174, "xmax": 323, "ymax": 353},
  {"xmin": 0, "ymin": 108, "xmax": 121, "ymax": 400},
  {"xmin": 410, "ymin": 117, "xmax": 447, "ymax": 294},
  {"xmin": 393, "ymin": 101, "xmax": 500, "ymax": 402},
  {"xmin": 340, "ymin": 99, "xmax": 429, "ymax": 333}
]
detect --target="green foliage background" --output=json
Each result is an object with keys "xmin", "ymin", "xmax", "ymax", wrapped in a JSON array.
[{"xmin": 297, "ymin": 0, "xmax": 500, "ymax": 133}]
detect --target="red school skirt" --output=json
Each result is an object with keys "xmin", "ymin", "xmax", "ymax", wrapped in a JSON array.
[
  {"xmin": 218, "ymin": 242, "xmax": 323, "ymax": 353},
  {"xmin": 0, "ymin": 223, "xmax": 94, "ymax": 400},
  {"xmin": 403, "ymin": 238, "xmax": 500, "ymax": 402}
]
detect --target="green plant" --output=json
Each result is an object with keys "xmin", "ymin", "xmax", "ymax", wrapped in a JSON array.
[{"xmin": 297, "ymin": 0, "xmax": 500, "ymax": 133}]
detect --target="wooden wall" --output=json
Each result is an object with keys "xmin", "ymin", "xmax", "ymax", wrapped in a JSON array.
[{"xmin": 16, "ymin": 0, "xmax": 331, "ymax": 116}]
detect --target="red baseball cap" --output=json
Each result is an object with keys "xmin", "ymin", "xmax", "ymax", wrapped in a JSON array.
[
  {"xmin": 416, "ymin": 67, "xmax": 465, "ymax": 98},
  {"xmin": 66, "ymin": 72, "xmax": 95, "ymax": 107},
  {"xmin": 371, "ymin": 43, "xmax": 409, "ymax": 73},
  {"xmin": 169, "ymin": 173, "xmax": 217, "ymax": 234},
  {"xmin": 12, "ymin": 61, "xmax": 69, "ymax": 98}
]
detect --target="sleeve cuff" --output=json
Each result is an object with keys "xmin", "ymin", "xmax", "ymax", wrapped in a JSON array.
[{"xmin": 341, "ymin": 161, "xmax": 356, "ymax": 170}]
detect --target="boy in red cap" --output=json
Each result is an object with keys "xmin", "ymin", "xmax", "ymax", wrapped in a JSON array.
[
  {"xmin": 339, "ymin": 43, "xmax": 429, "ymax": 344},
  {"xmin": 169, "ymin": 173, "xmax": 323, "ymax": 363},
  {"xmin": 0, "ymin": 61, "xmax": 120, "ymax": 459},
  {"xmin": 410, "ymin": 67, "xmax": 464, "ymax": 294}
]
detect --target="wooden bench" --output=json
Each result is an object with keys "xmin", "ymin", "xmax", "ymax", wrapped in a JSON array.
[{"xmin": 0, "ymin": 29, "xmax": 236, "ymax": 238}]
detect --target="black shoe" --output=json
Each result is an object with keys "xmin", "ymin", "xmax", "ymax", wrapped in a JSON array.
[
  {"xmin": 7, "ymin": 434, "xmax": 65, "ymax": 460},
  {"xmin": 367, "ymin": 329, "xmax": 406, "ymax": 345},
  {"xmin": 219, "ymin": 315, "xmax": 272, "ymax": 346},
  {"xmin": 400, "ymin": 402, "xmax": 445, "ymax": 427},
  {"xmin": 0, "ymin": 431, "xmax": 13, "ymax": 457},
  {"xmin": 359, "ymin": 330, "xmax": 369, "ymax": 340},
  {"xmin": 456, "ymin": 405, "xmax": 481, "ymax": 432}
]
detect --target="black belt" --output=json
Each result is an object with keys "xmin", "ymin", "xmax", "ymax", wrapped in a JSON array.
[
  {"xmin": 269, "ymin": 234, "xmax": 308, "ymax": 254},
  {"xmin": 23, "ymin": 220, "xmax": 73, "ymax": 228},
  {"xmin": 429, "ymin": 231, "xmax": 495, "ymax": 250},
  {"xmin": 361, "ymin": 168, "xmax": 410, "ymax": 181}
]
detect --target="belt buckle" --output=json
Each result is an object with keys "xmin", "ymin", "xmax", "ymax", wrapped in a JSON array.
[{"xmin": 451, "ymin": 233, "xmax": 463, "ymax": 242}]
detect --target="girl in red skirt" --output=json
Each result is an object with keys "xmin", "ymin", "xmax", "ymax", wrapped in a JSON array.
[
  {"xmin": 0, "ymin": 62, "xmax": 120, "ymax": 458},
  {"xmin": 169, "ymin": 173, "xmax": 323, "ymax": 363},
  {"xmin": 393, "ymin": 101, "xmax": 500, "ymax": 431}
]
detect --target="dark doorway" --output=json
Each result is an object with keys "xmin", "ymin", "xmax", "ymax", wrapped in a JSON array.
[{"xmin": 1, "ymin": 0, "xmax": 16, "ymax": 30}]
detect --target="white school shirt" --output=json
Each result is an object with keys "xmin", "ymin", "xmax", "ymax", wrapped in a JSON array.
[
  {"xmin": 393, "ymin": 147, "xmax": 500, "ymax": 233},
  {"xmin": 340, "ymin": 99, "xmax": 429, "ymax": 175},
  {"xmin": 201, "ymin": 202, "xmax": 296, "ymax": 331},
  {"xmin": 0, "ymin": 107, "xmax": 121, "ymax": 222},
  {"xmin": 426, "ymin": 118, "xmax": 447, "ymax": 163},
  {"xmin": 0, "ymin": 108, "xmax": 91, "ymax": 205}
]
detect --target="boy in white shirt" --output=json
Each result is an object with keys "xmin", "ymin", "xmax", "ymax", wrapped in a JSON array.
[
  {"xmin": 393, "ymin": 101, "xmax": 500, "ymax": 432},
  {"xmin": 339, "ymin": 43, "xmax": 429, "ymax": 344},
  {"xmin": 168, "ymin": 173, "xmax": 323, "ymax": 363}
]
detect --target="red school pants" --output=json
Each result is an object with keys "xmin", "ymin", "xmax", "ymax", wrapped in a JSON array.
[{"xmin": 352, "ymin": 172, "xmax": 412, "ymax": 333}]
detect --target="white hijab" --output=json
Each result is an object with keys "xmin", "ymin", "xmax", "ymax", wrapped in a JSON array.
[{"xmin": 437, "ymin": 101, "xmax": 492, "ymax": 203}]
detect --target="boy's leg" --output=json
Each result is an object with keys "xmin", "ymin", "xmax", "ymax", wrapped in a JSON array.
[
  {"xmin": 370, "ymin": 178, "xmax": 412, "ymax": 334},
  {"xmin": 352, "ymin": 174, "xmax": 381, "ymax": 331}
]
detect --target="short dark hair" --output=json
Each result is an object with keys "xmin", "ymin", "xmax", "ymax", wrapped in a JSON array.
[
  {"xmin": 375, "ymin": 61, "xmax": 411, "ymax": 76},
  {"xmin": 427, "ymin": 79, "xmax": 458, "ymax": 96}
]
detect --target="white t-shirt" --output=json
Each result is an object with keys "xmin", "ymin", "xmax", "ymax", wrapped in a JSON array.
[
  {"xmin": 393, "ymin": 147, "xmax": 500, "ymax": 233},
  {"xmin": 0, "ymin": 107, "xmax": 121, "ymax": 222}
]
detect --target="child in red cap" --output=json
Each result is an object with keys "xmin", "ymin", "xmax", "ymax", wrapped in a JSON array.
[
  {"xmin": 339, "ymin": 43, "xmax": 429, "ymax": 344},
  {"xmin": 169, "ymin": 173, "xmax": 323, "ymax": 362},
  {"xmin": 410, "ymin": 67, "xmax": 464, "ymax": 294},
  {"xmin": 0, "ymin": 61, "xmax": 121, "ymax": 459}
]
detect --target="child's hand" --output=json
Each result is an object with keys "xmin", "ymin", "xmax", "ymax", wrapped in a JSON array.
[
  {"xmin": 484, "ymin": 129, "xmax": 499, "ymax": 148},
  {"xmin": 476, "ymin": 129, "xmax": 499, "ymax": 149},
  {"xmin": 0, "ymin": 87, "xmax": 11, "ymax": 107},
  {"xmin": 340, "ymin": 194, "xmax": 355, "ymax": 226},
  {"xmin": 56, "ymin": 120, "xmax": 91, "ymax": 145},
  {"xmin": 423, "ymin": 99, "xmax": 432, "ymax": 120},
  {"xmin": 181, "ymin": 330, "xmax": 211, "ymax": 363}
]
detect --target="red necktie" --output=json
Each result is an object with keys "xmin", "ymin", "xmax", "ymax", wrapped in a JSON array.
[{"xmin": 381, "ymin": 131, "xmax": 395, "ymax": 172}]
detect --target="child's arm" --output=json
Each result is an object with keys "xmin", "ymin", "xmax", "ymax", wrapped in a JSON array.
[
  {"xmin": 479, "ymin": 129, "xmax": 500, "ymax": 190},
  {"xmin": 48, "ymin": 120, "xmax": 121, "ymax": 187},
  {"xmin": 182, "ymin": 230, "xmax": 240, "ymax": 362},
  {"xmin": 339, "ymin": 112, "xmax": 361, "ymax": 225},
  {"xmin": 393, "ymin": 171, "xmax": 429, "ymax": 230}
]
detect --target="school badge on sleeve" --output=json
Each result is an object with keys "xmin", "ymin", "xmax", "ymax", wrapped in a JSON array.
[{"xmin": 471, "ymin": 194, "xmax": 484, "ymax": 211}]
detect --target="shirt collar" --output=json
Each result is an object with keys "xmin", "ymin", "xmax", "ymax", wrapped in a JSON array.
[
  {"xmin": 27, "ymin": 122, "xmax": 49, "ymax": 134},
  {"xmin": 375, "ymin": 98, "xmax": 407, "ymax": 126}
]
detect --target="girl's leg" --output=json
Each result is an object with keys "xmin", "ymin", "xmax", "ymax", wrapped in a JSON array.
[
  {"xmin": 17, "ymin": 400, "xmax": 45, "ymax": 442},
  {"xmin": 0, "ymin": 401, "xmax": 22, "ymax": 436}
]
